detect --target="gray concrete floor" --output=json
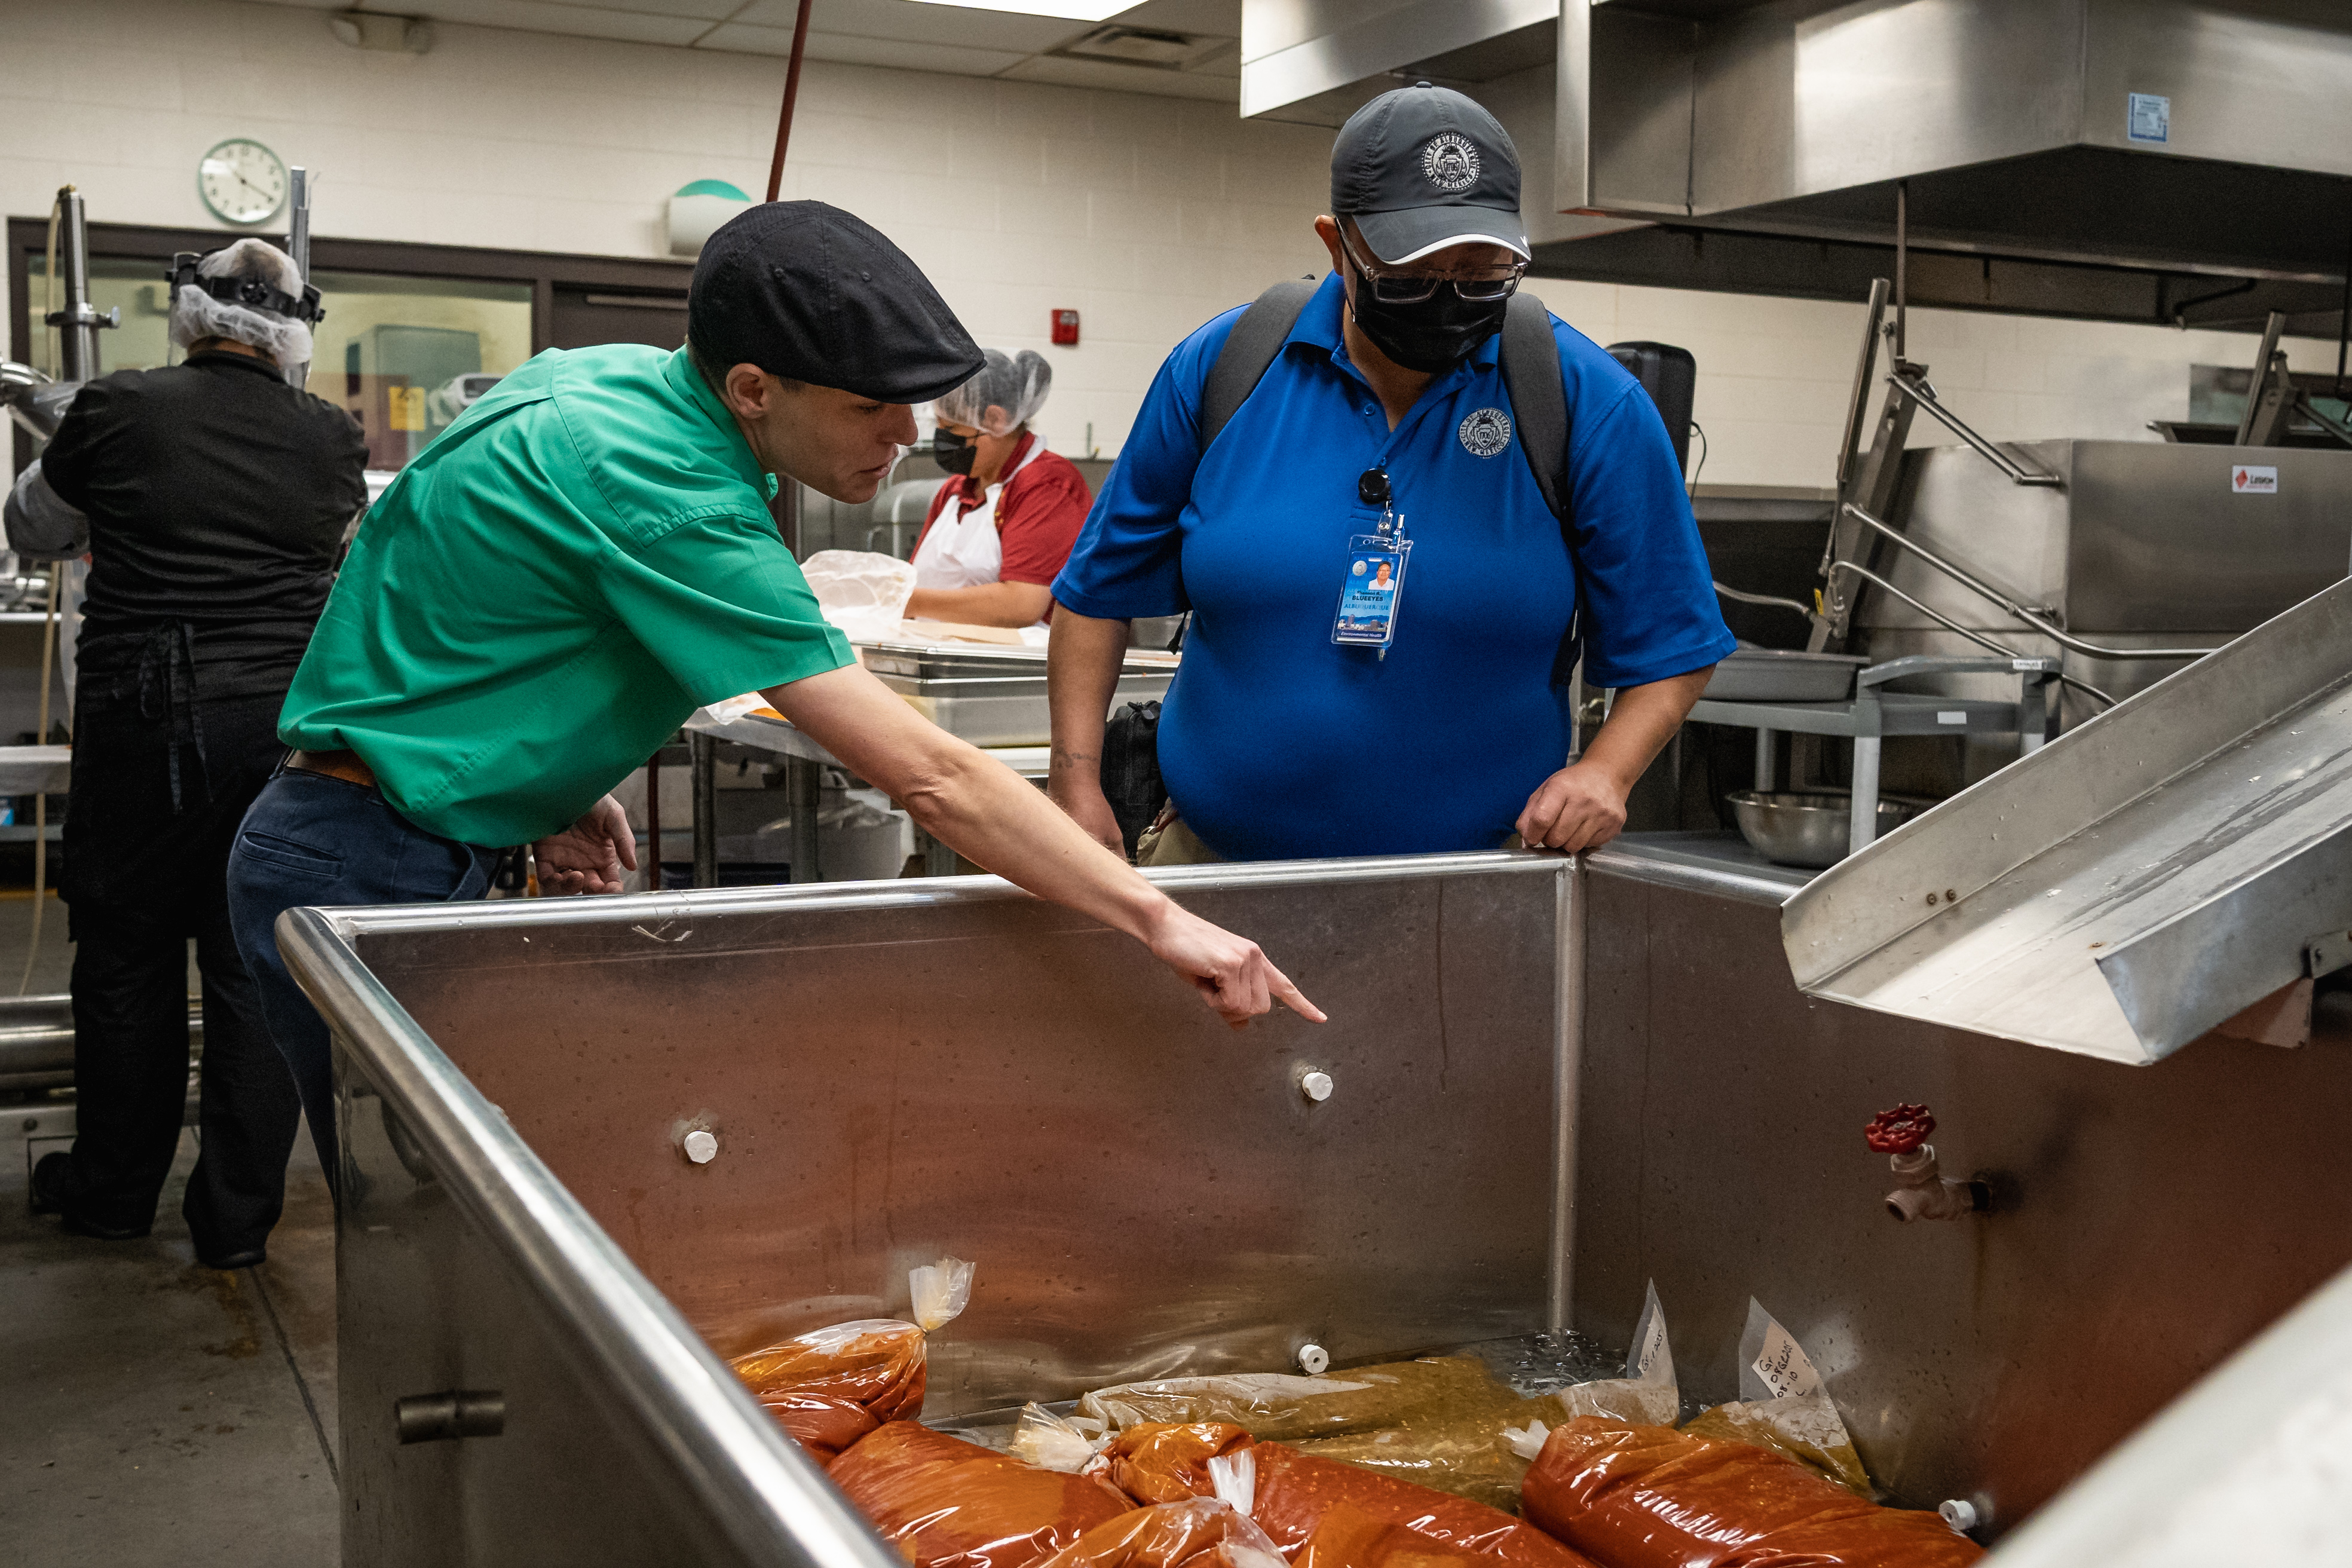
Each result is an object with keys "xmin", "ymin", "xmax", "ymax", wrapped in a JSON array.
[{"xmin": 0, "ymin": 877, "xmax": 339, "ymax": 1563}]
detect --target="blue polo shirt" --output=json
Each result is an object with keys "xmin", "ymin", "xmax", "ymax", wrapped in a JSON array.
[{"xmin": 1052, "ymin": 272, "xmax": 1732, "ymax": 860}]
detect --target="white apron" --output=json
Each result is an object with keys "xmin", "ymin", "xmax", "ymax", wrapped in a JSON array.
[{"xmin": 911, "ymin": 438, "xmax": 1047, "ymax": 591}]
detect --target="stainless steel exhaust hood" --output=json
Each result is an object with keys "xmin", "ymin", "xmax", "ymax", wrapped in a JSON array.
[{"xmin": 1244, "ymin": 0, "xmax": 2352, "ymax": 329}]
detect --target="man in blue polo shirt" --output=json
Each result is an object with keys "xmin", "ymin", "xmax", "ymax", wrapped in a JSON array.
[{"xmin": 1046, "ymin": 84, "xmax": 1732, "ymax": 862}]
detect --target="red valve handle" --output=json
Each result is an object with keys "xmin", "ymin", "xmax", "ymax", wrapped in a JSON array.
[{"xmin": 1866, "ymin": 1102, "xmax": 1936, "ymax": 1154}]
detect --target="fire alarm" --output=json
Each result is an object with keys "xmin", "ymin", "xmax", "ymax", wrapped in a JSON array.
[{"xmin": 1052, "ymin": 308, "xmax": 1080, "ymax": 347}]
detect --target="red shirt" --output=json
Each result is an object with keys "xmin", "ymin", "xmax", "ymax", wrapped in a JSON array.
[{"xmin": 915, "ymin": 433, "xmax": 1093, "ymax": 587}]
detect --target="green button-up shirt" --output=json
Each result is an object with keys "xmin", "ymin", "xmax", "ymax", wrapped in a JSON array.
[{"xmin": 280, "ymin": 344, "xmax": 851, "ymax": 847}]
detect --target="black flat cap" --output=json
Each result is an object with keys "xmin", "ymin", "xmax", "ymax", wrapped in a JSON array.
[
  {"xmin": 688, "ymin": 201, "xmax": 982, "ymax": 402},
  {"xmin": 1331, "ymin": 83, "xmax": 1529, "ymax": 265}
]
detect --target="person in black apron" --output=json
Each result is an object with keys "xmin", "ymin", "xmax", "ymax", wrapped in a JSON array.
[{"xmin": 4, "ymin": 238, "xmax": 365, "ymax": 1267}]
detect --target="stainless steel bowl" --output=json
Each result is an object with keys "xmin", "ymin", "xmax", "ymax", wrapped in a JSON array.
[{"xmin": 1728, "ymin": 790, "xmax": 1924, "ymax": 869}]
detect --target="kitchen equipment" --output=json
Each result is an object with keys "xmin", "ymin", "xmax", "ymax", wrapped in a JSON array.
[
  {"xmin": 288, "ymin": 842, "xmax": 2352, "ymax": 1563},
  {"xmin": 1784, "ymin": 573, "xmax": 2352, "ymax": 1065},
  {"xmin": 1728, "ymin": 789, "xmax": 1919, "ymax": 869},
  {"xmin": 1701, "ymin": 648, "xmax": 1867, "ymax": 703},
  {"xmin": 1854, "ymin": 439, "xmax": 2352, "ymax": 717},
  {"xmin": 862, "ymin": 642, "xmax": 1175, "ymax": 747}
]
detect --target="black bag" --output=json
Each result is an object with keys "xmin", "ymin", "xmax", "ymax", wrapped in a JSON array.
[{"xmin": 1100, "ymin": 700, "xmax": 1165, "ymax": 860}]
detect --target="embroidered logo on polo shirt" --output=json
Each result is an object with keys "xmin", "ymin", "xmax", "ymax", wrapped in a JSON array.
[
  {"xmin": 1421, "ymin": 133, "xmax": 1480, "ymax": 192},
  {"xmin": 1459, "ymin": 407, "xmax": 1511, "ymax": 457}
]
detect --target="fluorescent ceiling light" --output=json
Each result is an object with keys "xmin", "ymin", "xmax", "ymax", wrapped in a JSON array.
[{"xmin": 902, "ymin": 0, "xmax": 1134, "ymax": 20}]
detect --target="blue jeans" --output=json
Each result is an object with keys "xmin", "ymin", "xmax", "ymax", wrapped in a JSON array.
[{"xmin": 225, "ymin": 768, "xmax": 499, "ymax": 1190}]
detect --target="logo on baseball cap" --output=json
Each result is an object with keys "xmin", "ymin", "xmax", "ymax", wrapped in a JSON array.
[{"xmin": 1331, "ymin": 82, "xmax": 1529, "ymax": 265}]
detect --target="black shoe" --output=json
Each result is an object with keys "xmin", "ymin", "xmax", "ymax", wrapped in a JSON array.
[
  {"xmin": 29, "ymin": 1150, "xmax": 66, "ymax": 1214},
  {"xmin": 31, "ymin": 1152, "xmax": 154, "ymax": 1241},
  {"xmin": 197, "ymin": 1245, "xmax": 267, "ymax": 1271}
]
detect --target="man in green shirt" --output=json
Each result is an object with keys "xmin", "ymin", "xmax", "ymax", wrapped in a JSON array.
[{"xmin": 226, "ymin": 204, "xmax": 1321, "ymax": 1197}]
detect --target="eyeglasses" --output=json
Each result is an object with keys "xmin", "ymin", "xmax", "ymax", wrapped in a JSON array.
[{"xmin": 1340, "ymin": 226, "xmax": 1526, "ymax": 305}]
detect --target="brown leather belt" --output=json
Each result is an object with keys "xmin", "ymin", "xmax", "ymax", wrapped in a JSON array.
[{"xmin": 287, "ymin": 748, "xmax": 377, "ymax": 789}]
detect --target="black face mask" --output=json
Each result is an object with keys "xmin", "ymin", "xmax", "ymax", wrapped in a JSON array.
[
  {"xmin": 1345, "ymin": 253, "xmax": 1511, "ymax": 375},
  {"xmin": 933, "ymin": 428, "xmax": 978, "ymax": 476}
]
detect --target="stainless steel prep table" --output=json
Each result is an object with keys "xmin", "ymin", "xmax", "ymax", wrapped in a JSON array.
[
  {"xmin": 681, "ymin": 709, "xmax": 1048, "ymax": 884},
  {"xmin": 676, "ymin": 639, "xmax": 1173, "ymax": 886}
]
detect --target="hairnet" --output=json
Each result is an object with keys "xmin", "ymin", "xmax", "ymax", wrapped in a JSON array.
[
  {"xmin": 169, "ymin": 238, "xmax": 314, "ymax": 366},
  {"xmin": 932, "ymin": 348, "xmax": 1052, "ymax": 437}
]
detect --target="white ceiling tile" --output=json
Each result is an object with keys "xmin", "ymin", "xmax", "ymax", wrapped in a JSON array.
[
  {"xmin": 730, "ymin": 0, "xmax": 1083, "ymax": 53},
  {"xmin": 394, "ymin": 1, "xmax": 715, "ymax": 44},
  {"xmin": 702, "ymin": 22, "xmax": 1031, "ymax": 75},
  {"xmin": 999, "ymin": 53, "xmax": 1238, "ymax": 99}
]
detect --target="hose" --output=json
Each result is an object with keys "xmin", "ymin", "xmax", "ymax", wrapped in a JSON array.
[{"xmin": 1714, "ymin": 581, "xmax": 1814, "ymax": 615}]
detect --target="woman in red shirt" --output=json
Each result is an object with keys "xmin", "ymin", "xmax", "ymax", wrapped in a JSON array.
[{"xmin": 906, "ymin": 348, "xmax": 1092, "ymax": 627}]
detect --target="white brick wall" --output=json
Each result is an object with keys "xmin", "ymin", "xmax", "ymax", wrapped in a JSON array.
[
  {"xmin": 1525, "ymin": 278, "xmax": 2341, "ymax": 489},
  {"xmin": 2, "ymin": 0, "xmax": 2323, "ymax": 479}
]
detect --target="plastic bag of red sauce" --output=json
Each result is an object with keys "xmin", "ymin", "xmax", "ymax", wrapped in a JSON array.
[
  {"xmin": 1518, "ymin": 1417, "xmax": 1983, "ymax": 1568},
  {"xmin": 1095, "ymin": 1423, "xmax": 1258, "ymax": 1505},
  {"xmin": 1293, "ymin": 1501, "xmax": 1526, "ymax": 1568},
  {"xmin": 727, "ymin": 1320, "xmax": 928, "ymax": 1463},
  {"xmin": 1031, "ymin": 1499, "xmax": 1285, "ymax": 1568},
  {"xmin": 727, "ymin": 1256, "xmax": 976, "ymax": 1463},
  {"xmin": 1250, "ymin": 1441, "xmax": 1598, "ymax": 1568},
  {"xmin": 830, "ymin": 1420, "xmax": 1135, "ymax": 1568},
  {"xmin": 1095, "ymin": 1424, "xmax": 1595, "ymax": 1568}
]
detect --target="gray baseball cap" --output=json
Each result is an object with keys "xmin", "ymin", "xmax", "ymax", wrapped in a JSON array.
[{"xmin": 1330, "ymin": 82, "xmax": 1529, "ymax": 265}]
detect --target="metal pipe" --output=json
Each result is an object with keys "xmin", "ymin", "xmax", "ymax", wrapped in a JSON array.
[
  {"xmin": 286, "ymin": 167, "xmax": 311, "ymax": 279},
  {"xmin": 1546, "ymin": 860, "xmax": 1584, "ymax": 1334},
  {"xmin": 1837, "ymin": 503, "xmax": 2213, "ymax": 663},
  {"xmin": 1826, "ymin": 560, "xmax": 2118, "ymax": 708},
  {"xmin": 1886, "ymin": 376, "xmax": 2063, "ymax": 486},
  {"xmin": 50, "ymin": 188, "xmax": 102, "ymax": 384},
  {"xmin": 691, "ymin": 731, "xmax": 719, "ymax": 890},
  {"xmin": 1836, "ymin": 278, "xmax": 1891, "ymax": 490},
  {"xmin": 284, "ymin": 166, "xmax": 313, "ymax": 388},
  {"xmin": 1893, "ymin": 181, "xmax": 1908, "ymax": 363},
  {"xmin": 645, "ymin": 749, "xmax": 662, "ymax": 893},
  {"xmin": 764, "ymin": 0, "xmax": 816, "ymax": 202},
  {"xmin": 2236, "ymin": 311, "xmax": 2287, "ymax": 446},
  {"xmin": 787, "ymin": 755, "xmax": 822, "ymax": 886}
]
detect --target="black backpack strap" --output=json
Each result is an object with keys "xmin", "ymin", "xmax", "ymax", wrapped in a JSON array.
[
  {"xmin": 1497, "ymin": 292, "xmax": 1584, "ymax": 686},
  {"xmin": 1198, "ymin": 278, "xmax": 1318, "ymax": 452},
  {"xmin": 1500, "ymin": 291, "xmax": 1570, "ymax": 525}
]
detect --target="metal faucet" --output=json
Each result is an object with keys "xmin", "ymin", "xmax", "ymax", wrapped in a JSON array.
[{"xmin": 1866, "ymin": 1103, "xmax": 1989, "ymax": 1222}]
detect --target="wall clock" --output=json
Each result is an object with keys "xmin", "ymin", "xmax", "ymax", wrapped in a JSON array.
[{"xmin": 198, "ymin": 139, "xmax": 287, "ymax": 226}]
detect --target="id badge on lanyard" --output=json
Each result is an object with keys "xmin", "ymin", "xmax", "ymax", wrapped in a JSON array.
[{"xmin": 1333, "ymin": 467, "xmax": 1408, "ymax": 654}]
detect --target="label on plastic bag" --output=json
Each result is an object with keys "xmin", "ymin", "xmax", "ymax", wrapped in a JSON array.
[
  {"xmin": 1554, "ymin": 1282, "xmax": 1680, "ymax": 1428},
  {"xmin": 1629, "ymin": 1281, "xmax": 1671, "ymax": 1381},
  {"xmin": 1740, "ymin": 1299, "xmax": 1826, "ymax": 1402}
]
